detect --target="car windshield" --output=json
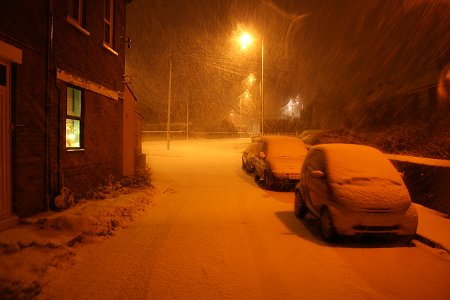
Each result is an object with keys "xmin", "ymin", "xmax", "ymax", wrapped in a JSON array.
[
  {"xmin": 322, "ymin": 144, "xmax": 403, "ymax": 185},
  {"xmin": 266, "ymin": 138, "xmax": 308, "ymax": 158}
]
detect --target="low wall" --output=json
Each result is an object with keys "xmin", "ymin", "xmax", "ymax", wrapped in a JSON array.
[
  {"xmin": 141, "ymin": 131, "xmax": 242, "ymax": 141},
  {"xmin": 388, "ymin": 154, "xmax": 450, "ymax": 217}
]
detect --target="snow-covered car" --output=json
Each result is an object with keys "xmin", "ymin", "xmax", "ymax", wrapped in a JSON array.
[
  {"xmin": 298, "ymin": 129, "xmax": 322, "ymax": 147},
  {"xmin": 242, "ymin": 142, "xmax": 257, "ymax": 173},
  {"xmin": 294, "ymin": 143, "xmax": 418, "ymax": 243},
  {"xmin": 254, "ymin": 135, "xmax": 308, "ymax": 190}
]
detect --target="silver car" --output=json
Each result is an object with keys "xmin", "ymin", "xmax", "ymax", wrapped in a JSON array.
[
  {"xmin": 254, "ymin": 136, "xmax": 308, "ymax": 190},
  {"xmin": 294, "ymin": 143, "xmax": 418, "ymax": 243}
]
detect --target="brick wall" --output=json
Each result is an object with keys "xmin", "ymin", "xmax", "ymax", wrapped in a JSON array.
[
  {"xmin": 52, "ymin": 0, "xmax": 126, "ymax": 92},
  {"xmin": 12, "ymin": 48, "xmax": 48, "ymax": 216},
  {"xmin": 61, "ymin": 89, "xmax": 123, "ymax": 195},
  {"xmin": 52, "ymin": 1, "xmax": 126, "ymax": 197},
  {"xmin": 1, "ymin": 0, "xmax": 127, "ymax": 217},
  {"xmin": 391, "ymin": 160, "xmax": 450, "ymax": 216},
  {"xmin": 1, "ymin": 1, "xmax": 49, "ymax": 217}
]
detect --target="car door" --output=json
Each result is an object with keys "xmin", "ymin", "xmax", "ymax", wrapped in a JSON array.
[{"xmin": 304, "ymin": 150, "xmax": 328, "ymax": 214}]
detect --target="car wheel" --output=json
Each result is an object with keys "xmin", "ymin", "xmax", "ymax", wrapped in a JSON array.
[
  {"xmin": 249, "ymin": 165, "xmax": 254, "ymax": 173},
  {"xmin": 254, "ymin": 173, "xmax": 260, "ymax": 183},
  {"xmin": 294, "ymin": 190, "xmax": 308, "ymax": 219},
  {"xmin": 245, "ymin": 162, "xmax": 253, "ymax": 173},
  {"xmin": 242, "ymin": 159, "xmax": 246, "ymax": 171},
  {"xmin": 264, "ymin": 170, "xmax": 274, "ymax": 190},
  {"xmin": 398, "ymin": 235, "xmax": 415, "ymax": 245},
  {"xmin": 320, "ymin": 208, "xmax": 337, "ymax": 242}
]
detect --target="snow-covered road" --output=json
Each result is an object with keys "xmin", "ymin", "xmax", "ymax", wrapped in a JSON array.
[{"xmin": 40, "ymin": 138, "xmax": 450, "ymax": 300}]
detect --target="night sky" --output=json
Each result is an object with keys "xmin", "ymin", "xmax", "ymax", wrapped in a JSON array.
[{"xmin": 125, "ymin": 0, "xmax": 450, "ymax": 130}]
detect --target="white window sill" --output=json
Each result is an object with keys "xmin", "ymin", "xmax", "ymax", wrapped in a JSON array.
[
  {"xmin": 103, "ymin": 42, "xmax": 118, "ymax": 56},
  {"xmin": 66, "ymin": 148, "xmax": 85, "ymax": 152},
  {"xmin": 66, "ymin": 17, "xmax": 90, "ymax": 36}
]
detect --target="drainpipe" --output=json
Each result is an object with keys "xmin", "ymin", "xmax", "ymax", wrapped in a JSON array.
[{"xmin": 45, "ymin": 0, "xmax": 54, "ymax": 211}]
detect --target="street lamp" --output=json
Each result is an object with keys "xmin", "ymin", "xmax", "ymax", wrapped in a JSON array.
[
  {"xmin": 239, "ymin": 32, "xmax": 252, "ymax": 50},
  {"xmin": 239, "ymin": 32, "xmax": 264, "ymax": 135}
]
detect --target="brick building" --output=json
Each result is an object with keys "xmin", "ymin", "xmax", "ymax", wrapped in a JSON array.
[{"xmin": 0, "ymin": 0, "xmax": 137, "ymax": 225}]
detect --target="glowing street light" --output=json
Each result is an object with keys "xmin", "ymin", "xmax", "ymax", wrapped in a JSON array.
[
  {"xmin": 245, "ymin": 73, "xmax": 256, "ymax": 87},
  {"xmin": 239, "ymin": 32, "xmax": 252, "ymax": 50},
  {"xmin": 238, "ymin": 31, "xmax": 264, "ymax": 135}
]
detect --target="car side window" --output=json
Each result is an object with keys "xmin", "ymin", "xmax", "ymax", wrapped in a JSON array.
[
  {"xmin": 302, "ymin": 154, "xmax": 310, "ymax": 174},
  {"xmin": 256, "ymin": 141, "xmax": 264, "ymax": 155},
  {"xmin": 308, "ymin": 150, "xmax": 325, "ymax": 172},
  {"xmin": 258, "ymin": 141, "xmax": 267, "ymax": 153}
]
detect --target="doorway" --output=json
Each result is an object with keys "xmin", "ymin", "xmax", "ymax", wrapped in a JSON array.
[{"xmin": 0, "ymin": 60, "xmax": 12, "ymax": 219}]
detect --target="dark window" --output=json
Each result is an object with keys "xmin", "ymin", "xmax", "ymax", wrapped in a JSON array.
[
  {"xmin": 104, "ymin": 0, "xmax": 114, "ymax": 47},
  {"xmin": 67, "ymin": 0, "xmax": 85, "ymax": 28},
  {"xmin": 0, "ymin": 64, "xmax": 6, "ymax": 86}
]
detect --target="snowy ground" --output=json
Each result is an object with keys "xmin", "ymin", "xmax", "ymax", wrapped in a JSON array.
[
  {"xmin": 1, "ymin": 138, "xmax": 449, "ymax": 299},
  {"xmin": 0, "ymin": 189, "xmax": 155, "ymax": 298}
]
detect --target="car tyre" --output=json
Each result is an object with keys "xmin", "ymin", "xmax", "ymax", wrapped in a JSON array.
[
  {"xmin": 264, "ymin": 170, "xmax": 274, "ymax": 190},
  {"xmin": 245, "ymin": 162, "xmax": 254, "ymax": 174},
  {"xmin": 398, "ymin": 235, "xmax": 415, "ymax": 245},
  {"xmin": 254, "ymin": 173, "xmax": 260, "ymax": 183},
  {"xmin": 320, "ymin": 208, "xmax": 337, "ymax": 242},
  {"xmin": 242, "ymin": 159, "xmax": 246, "ymax": 171},
  {"xmin": 294, "ymin": 190, "xmax": 308, "ymax": 219}
]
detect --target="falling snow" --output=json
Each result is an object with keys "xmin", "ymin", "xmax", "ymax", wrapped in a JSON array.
[{"xmin": 1, "ymin": 138, "xmax": 449, "ymax": 299}]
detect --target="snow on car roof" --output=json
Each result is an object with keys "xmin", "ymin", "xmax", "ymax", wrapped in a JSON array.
[
  {"xmin": 313, "ymin": 143, "xmax": 403, "ymax": 184},
  {"xmin": 261, "ymin": 135, "xmax": 308, "ymax": 157}
]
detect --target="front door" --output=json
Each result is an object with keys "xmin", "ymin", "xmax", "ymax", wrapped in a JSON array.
[{"xmin": 0, "ymin": 60, "xmax": 12, "ymax": 219}]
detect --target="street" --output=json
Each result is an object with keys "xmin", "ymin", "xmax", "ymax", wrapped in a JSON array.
[{"xmin": 39, "ymin": 138, "xmax": 450, "ymax": 300}]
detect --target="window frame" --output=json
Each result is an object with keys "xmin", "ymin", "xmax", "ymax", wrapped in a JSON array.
[
  {"xmin": 67, "ymin": 0, "xmax": 85, "ymax": 28},
  {"xmin": 65, "ymin": 85, "xmax": 84, "ymax": 150},
  {"xmin": 103, "ymin": 0, "xmax": 114, "ymax": 49}
]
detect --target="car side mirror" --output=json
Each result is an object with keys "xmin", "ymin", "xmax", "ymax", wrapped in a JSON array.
[
  {"xmin": 259, "ymin": 152, "xmax": 266, "ymax": 159},
  {"xmin": 311, "ymin": 170, "xmax": 325, "ymax": 178}
]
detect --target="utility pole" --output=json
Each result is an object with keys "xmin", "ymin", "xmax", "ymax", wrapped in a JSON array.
[
  {"xmin": 261, "ymin": 39, "xmax": 264, "ymax": 136},
  {"xmin": 186, "ymin": 91, "xmax": 189, "ymax": 141},
  {"xmin": 167, "ymin": 56, "xmax": 172, "ymax": 150}
]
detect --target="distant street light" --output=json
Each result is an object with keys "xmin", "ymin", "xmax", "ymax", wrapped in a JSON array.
[
  {"xmin": 239, "ymin": 89, "xmax": 251, "ymax": 119},
  {"xmin": 238, "ymin": 32, "xmax": 264, "ymax": 135},
  {"xmin": 244, "ymin": 73, "xmax": 256, "ymax": 87}
]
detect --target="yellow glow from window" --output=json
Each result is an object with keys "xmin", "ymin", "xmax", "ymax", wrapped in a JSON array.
[{"xmin": 66, "ymin": 119, "xmax": 80, "ymax": 148}]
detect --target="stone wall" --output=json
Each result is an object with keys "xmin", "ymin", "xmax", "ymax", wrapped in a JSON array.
[{"xmin": 390, "ymin": 158, "xmax": 450, "ymax": 217}]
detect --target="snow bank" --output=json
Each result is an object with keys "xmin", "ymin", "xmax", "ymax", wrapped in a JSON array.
[{"xmin": 0, "ymin": 188, "xmax": 154, "ymax": 299}]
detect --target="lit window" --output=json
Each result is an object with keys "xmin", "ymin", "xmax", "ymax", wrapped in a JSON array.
[
  {"xmin": 67, "ymin": 0, "xmax": 85, "ymax": 28},
  {"xmin": 66, "ymin": 86, "xmax": 83, "ymax": 149},
  {"xmin": 104, "ymin": 0, "xmax": 114, "ymax": 47}
]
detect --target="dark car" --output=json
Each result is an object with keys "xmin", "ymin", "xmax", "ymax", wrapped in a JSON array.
[
  {"xmin": 294, "ymin": 143, "xmax": 418, "ymax": 243},
  {"xmin": 242, "ymin": 142, "xmax": 257, "ymax": 173},
  {"xmin": 254, "ymin": 136, "xmax": 308, "ymax": 190}
]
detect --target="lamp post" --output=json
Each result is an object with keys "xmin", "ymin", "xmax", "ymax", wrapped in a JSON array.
[
  {"xmin": 239, "ymin": 32, "xmax": 264, "ymax": 135},
  {"xmin": 167, "ymin": 55, "xmax": 172, "ymax": 150},
  {"xmin": 260, "ymin": 39, "xmax": 264, "ymax": 136}
]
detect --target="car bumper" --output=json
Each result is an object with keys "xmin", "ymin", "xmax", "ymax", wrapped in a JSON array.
[
  {"xmin": 328, "ymin": 203, "xmax": 418, "ymax": 237},
  {"xmin": 273, "ymin": 172, "xmax": 300, "ymax": 183}
]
